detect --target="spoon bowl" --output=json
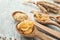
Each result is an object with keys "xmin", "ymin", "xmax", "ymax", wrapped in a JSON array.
[
  {"xmin": 16, "ymin": 23, "xmax": 35, "ymax": 37},
  {"xmin": 12, "ymin": 11, "xmax": 28, "ymax": 22}
]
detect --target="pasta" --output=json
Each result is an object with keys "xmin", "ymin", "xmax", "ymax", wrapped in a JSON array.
[
  {"xmin": 17, "ymin": 20, "xmax": 34, "ymax": 34},
  {"xmin": 13, "ymin": 11, "xmax": 28, "ymax": 22},
  {"xmin": 33, "ymin": 11, "xmax": 50, "ymax": 22}
]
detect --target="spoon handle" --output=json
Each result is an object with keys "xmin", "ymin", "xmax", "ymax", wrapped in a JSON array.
[
  {"xmin": 34, "ymin": 22, "xmax": 60, "ymax": 39},
  {"xmin": 35, "ymin": 29, "xmax": 51, "ymax": 40},
  {"xmin": 37, "ymin": 4, "xmax": 47, "ymax": 13},
  {"xmin": 50, "ymin": 16, "xmax": 56, "ymax": 20},
  {"xmin": 50, "ymin": 16, "xmax": 60, "ymax": 24},
  {"xmin": 49, "ymin": 21, "xmax": 60, "ymax": 28}
]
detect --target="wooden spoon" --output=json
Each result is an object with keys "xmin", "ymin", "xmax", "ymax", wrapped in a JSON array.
[
  {"xmin": 26, "ymin": 1, "xmax": 60, "ymax": 14},
  {"xmin": 32, "ymin": 11, "xmax": 60, "ymax": 28},
  {"xmin": 12, "ymin": 11, "xmax": 60, "ymax": 39},
  {"xmin": 37, "ymin": 1, "xmax": 60, "ymax": 14},
  {"xmin": 23, "ymin": 1, "xmax": 48, "ymax": 13},
  {"xmin": 34, "ymin": 22, "xmax": 60, "ymax": 39},
  {"xmin": 37, "ymin": 1, "xmax": 60, "ymax": 10},
  {"xmin": 54, "ymin": 0, "xmax": 60, "ymax": 3},
  {"xmin": 50, "ymin": 15, "xmax": 60, "ymax": 24},
  {"xmin": 16, "ymin": 21, "xmax": 51, "ymax": 40},
  {"xmin": 12, "ymin": 11, "xmax": 28, "ymax": 22}
]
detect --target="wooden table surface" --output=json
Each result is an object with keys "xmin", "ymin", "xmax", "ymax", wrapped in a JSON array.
[{"xmin": 0, "ymin": 0, "xmax": 60, "ymax": 40}]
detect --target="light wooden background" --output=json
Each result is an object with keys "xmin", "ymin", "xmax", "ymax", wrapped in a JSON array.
[{"xmin": 0, "ymin": 0, "xmax": 60, "ymax": 40}]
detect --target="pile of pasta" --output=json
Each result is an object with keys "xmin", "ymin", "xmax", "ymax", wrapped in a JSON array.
[
  {"xmin": 33, "ymin": 11, "xmax": 50, "ymax": 22},
  {"xmin": 13, "ymin": 12, "xmax": 28, "ymax": 22},
  {"xmin": 17, "ymin": 20, "xmax": 34, "ymax": 34}
]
